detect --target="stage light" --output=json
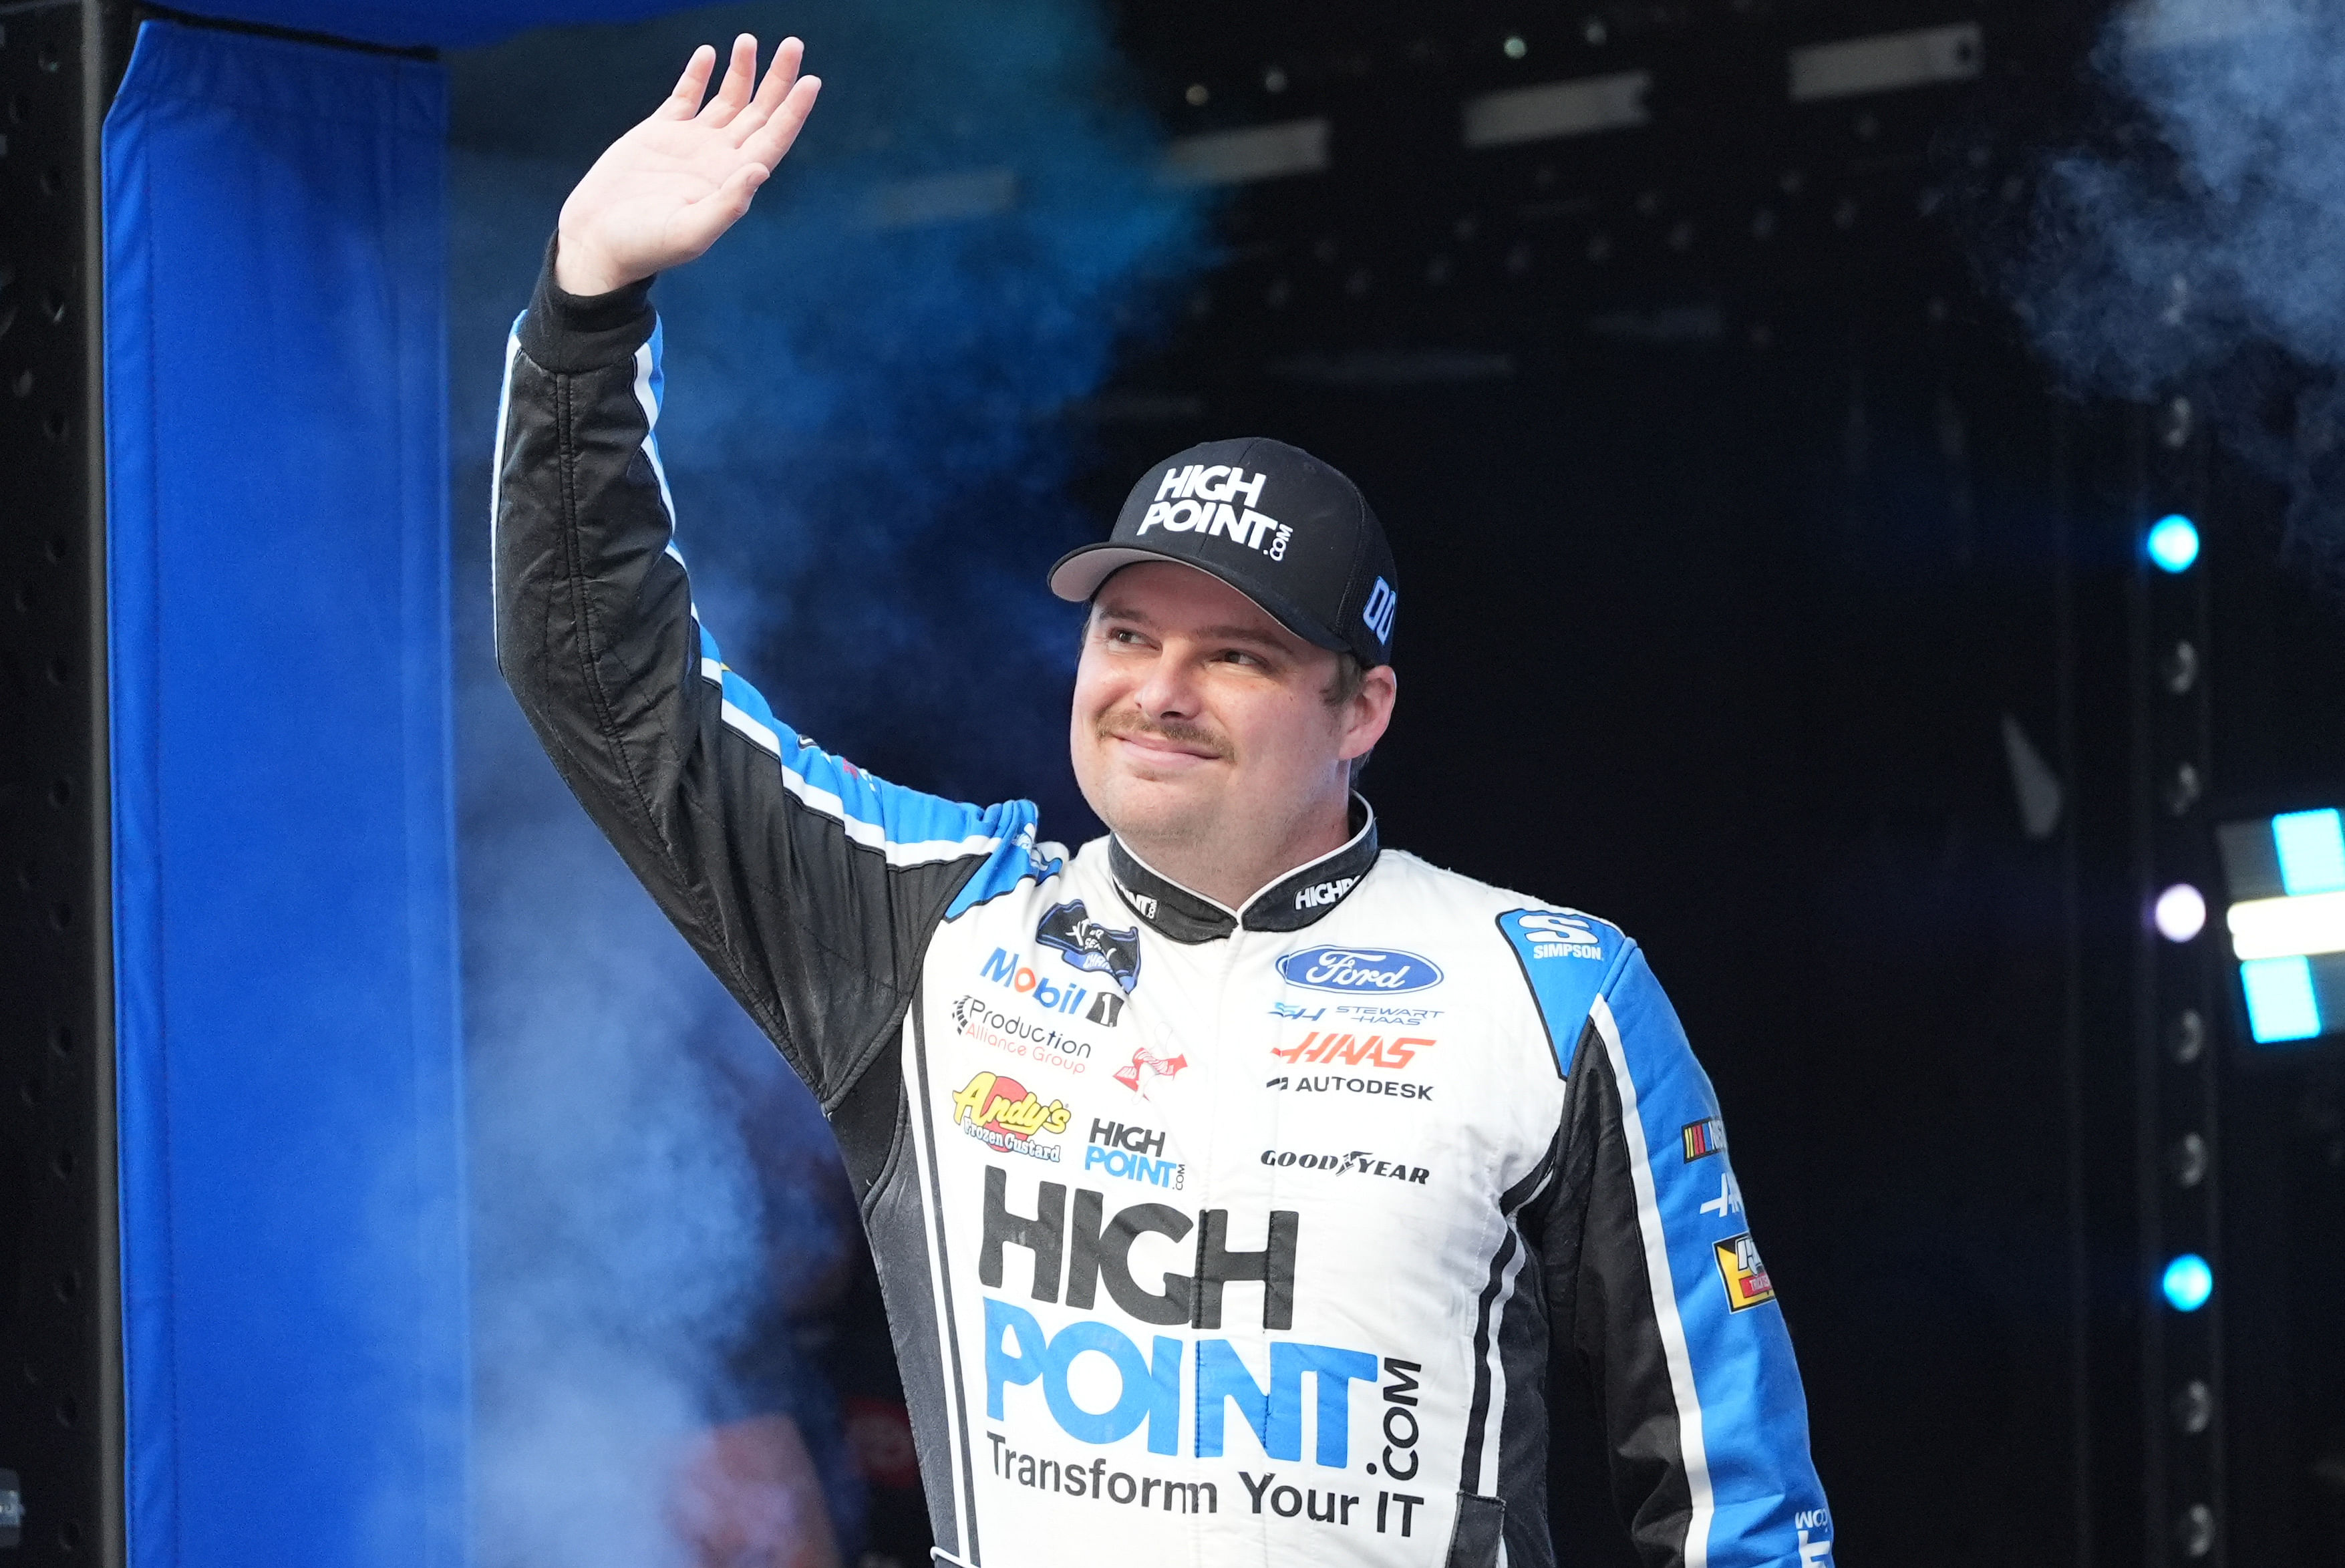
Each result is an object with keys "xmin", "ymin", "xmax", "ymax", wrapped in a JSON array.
[
  {"xmin": 2161, "ymin": 1253, "xmax": 2213, "ymax": 1312},
  {"xmin": 2218, "ymin": 807, "xmax": 2345, "ymax": 1048},
  {"xmin": 2147, "ymin": 513, "xmax": 2199, "ymax": 573},
  {"xmin": 2155, "ymin": 883, "xmax": 2207, "ymax": 942},
  {"xmin": 1503, "ymin": 35, "xmax": 1527, "ymax": 59},
  {"xmin": 2273, "ymin": 808, "xmax": 2345, "ymax": 894},
  {"xmin": 2241, "ymin": 956, "xmax": 2322, "ymax": 1043},
  {"xmin": 2227, "ymin": 892, "xmax": 2345, "ymax": 959}
]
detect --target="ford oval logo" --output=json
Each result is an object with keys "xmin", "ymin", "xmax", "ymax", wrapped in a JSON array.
[{"xmin": 1277, "ymin": 946, "xmax": 1444, "ymax": 994}]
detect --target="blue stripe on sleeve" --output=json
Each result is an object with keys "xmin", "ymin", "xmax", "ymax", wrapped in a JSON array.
[
  {"xmin": 1601, "ymin": 949, "xmax": 1832, "ymax": 1568},
  {"xmin": 694, "ymin": 612, "xmax": 1047, "ymax": 869}
]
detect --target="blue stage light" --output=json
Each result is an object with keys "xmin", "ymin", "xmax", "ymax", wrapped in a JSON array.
[
  {"xmin": 2147, "ymin": 514, "xmax": 2200, "ymax": 573},
  {"xmin": 2273, "ymin": 808, "xmax": 2345, "ymax": 895},
  {"xmin": 2241, "ymin": 955, "xmax": 2322, "ymax": 1043},
  {"xmin": 2162, "ymin": 1253, "xmax": 2214, "ymax": 1312}
]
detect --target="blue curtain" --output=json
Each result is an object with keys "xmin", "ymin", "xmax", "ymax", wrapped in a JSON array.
[{"xmin": 104, "ymin": 21, "xmax": 467, "ymax": 1568}]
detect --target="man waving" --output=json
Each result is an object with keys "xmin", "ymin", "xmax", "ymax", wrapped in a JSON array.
[{"xmin": 495, "ymin": 34, "xmax": 1832, "ymax": 1568}]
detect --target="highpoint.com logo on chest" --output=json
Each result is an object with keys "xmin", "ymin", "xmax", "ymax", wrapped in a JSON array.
[
  {"xmin": 973, "ymin": 1162, "xmax": 1438, "ymax": 1535},
  {"xmin": 1138, "ymin": 464, "xmax": 1295, "ymax": 561}
]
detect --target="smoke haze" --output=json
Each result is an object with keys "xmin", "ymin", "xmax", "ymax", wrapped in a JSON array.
[
  {"xmin": 2016, "ymin": 0, "xmax": 2345, "ymax": 580},
  {"xmin": 444, "ymin": 3, "xmax": 1205, "ymax": 1563}
]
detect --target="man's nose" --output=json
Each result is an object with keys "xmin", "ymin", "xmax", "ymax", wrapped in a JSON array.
[{"xmin": 1131, "ymin": 650, "xmax": 1202, "ymax": 720}]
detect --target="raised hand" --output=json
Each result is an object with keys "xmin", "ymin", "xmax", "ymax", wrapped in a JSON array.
[{"xmin": 554, "ymin": 34, "xmax": 822, "ymax": 297}]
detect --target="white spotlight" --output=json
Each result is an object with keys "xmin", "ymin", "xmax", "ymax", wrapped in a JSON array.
[{"xmin": 2156, "ymin": 883, "xmax": 2207, "ymax": 943}]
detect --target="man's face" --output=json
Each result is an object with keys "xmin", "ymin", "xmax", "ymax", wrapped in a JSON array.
[{"xmin": 1069, "ymin": 561, "xmax": 1391, "ymax": 860}]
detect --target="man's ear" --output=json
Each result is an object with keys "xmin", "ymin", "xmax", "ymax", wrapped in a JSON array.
[{"xmin": 1338, "ymin": 665, "xmax": 1398, "ymax": 762}]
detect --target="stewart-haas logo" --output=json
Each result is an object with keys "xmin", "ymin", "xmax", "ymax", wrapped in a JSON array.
[
  {"xmin": 950, "ymin": 1071, "xmax": 1072, "ymax": 1162},
  {"xmin": 1036, "ymin": 901, "xmax": 1142, "ymax": 993}
]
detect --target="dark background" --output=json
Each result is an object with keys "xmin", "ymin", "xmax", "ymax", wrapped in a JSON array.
[
  {"xmin": 1058, "ymin": 2, "xmax": 2345, "ymax": 1564},
  {"xmin": 12, "ymin": 2, "xmax": 2340, "ymax": 1565}
]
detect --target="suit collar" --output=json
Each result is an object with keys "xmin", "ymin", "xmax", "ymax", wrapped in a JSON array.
[{"xmin": 1108, "ymin": 796, "xmax": 1380, "ymax": 944}]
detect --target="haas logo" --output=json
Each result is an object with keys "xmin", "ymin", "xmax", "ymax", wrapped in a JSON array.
[{"xmin": 1036, "ymin": 901, "xmax": 1142, "ymax": 993}]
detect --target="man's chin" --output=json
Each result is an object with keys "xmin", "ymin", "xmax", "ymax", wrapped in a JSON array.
[{"xmin": 1092, "ymin": 773, "xmax": 1222, "ymax": 848}]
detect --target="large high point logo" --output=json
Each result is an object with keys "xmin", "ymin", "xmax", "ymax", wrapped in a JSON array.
[{"xmin": 1276, "ymin": 946, "xmax": 1444, "ymax": 995}]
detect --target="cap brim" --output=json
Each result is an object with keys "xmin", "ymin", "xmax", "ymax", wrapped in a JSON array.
[{"xmin": 1046, "ymin": 542, "xmax": 1349, "ymax": 654}]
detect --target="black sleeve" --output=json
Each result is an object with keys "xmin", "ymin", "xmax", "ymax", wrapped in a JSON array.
[
  {"xmin": 1543, "ymin": 1027, "xmax": 1700, "ymax": 1561},
  {"xmin": 492, "ymin": 241, "xmax": 1039, "ymax": 1105},
  {"xmin": 1541, "ymin": 949, "xmax": 1832, "ymax": 1568}
]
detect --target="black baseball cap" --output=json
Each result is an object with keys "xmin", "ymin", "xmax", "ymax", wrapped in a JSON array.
[{"xmin": 1048, "ymin": 437, "xmax": 1400, "ymax": 667}]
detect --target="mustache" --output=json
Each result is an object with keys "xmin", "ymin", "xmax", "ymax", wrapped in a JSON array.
[{"xmin": 1096, "ymin": 710, "xmax": 1232, "ymax": 759}]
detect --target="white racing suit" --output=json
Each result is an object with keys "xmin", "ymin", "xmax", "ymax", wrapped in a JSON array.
[{"xmin": 492, "ymin": 255, "xmax": 1834, "ymax": 1568}]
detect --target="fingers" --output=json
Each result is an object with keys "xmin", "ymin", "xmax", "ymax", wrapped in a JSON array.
[
  {"xmin": 658, "ymin": 43, "xmax": 716, "ymax": 120},
  {"xmin": 718, "ymin": 161, "xmax": 770, "ymax": 208},
  {"xmin": 740, "ymin": 74, "xmax": 821, "ymax": 170},
  {"xmin": 724, "ymin": 35, "xmax": 803, "ymax": 146},
  {"xmin": 700, "ymin": 33, "xmax": 760, "ymax": 128}
]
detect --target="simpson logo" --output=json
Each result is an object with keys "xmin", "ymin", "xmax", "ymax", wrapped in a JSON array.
[
  {"xmin": 1714, "ymin": 1233, "xmax": 1777, "ymax": 1311},
  {"xmin": 1517, "ymin": 912, "xmax": 1603, "ymax": 960},
  {"xmin": 1277, "ymin": 947, "xmax": 1444, "ymax": 994},
  {"xmin": 1259, "ymin": 1148, "xmax": 1428, "ymax": 1185},
  {"xmin": 1682, "ymin": 1116, "xmax": 1726, "ymax": 1161},
  {"xmin": 1293, "ymin": 877, "xmax": 1357, "ymax": 911},
  {"xmin": 1036, "ymin": 901, "xmax": 1142, "ymax": 993},
  {"xmin": 1138, "ymin": 464, "xmax": 1294, "ymax": 561},
  {"xmin": 1269, "ymin": 1031, "xmax": 1432, "ymax": 1070},
  {"xmin": 951, "ymin": 1071, "xmax": 1072, "ymax": 1162},
  {"xmin": 1362, "ymin": 577, "xmax": 1398, "ymax": 644},
  {"xmin": 1114, "ymin": 1046, "xmax": 1188, "ymax": 1096}
]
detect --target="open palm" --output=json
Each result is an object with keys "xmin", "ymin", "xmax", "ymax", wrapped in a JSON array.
[{"xmin": 555, "ymin": 34, "xmax": 822, "ymax": 297}]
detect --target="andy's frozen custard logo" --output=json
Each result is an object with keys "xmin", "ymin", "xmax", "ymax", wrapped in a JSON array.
[{"xmin": 953, "ymin": 1070, "xmax": 1074, "ymax": 1162}]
